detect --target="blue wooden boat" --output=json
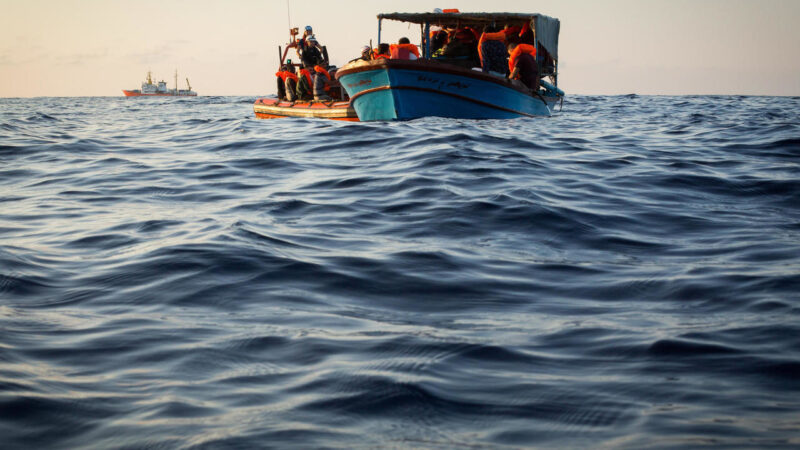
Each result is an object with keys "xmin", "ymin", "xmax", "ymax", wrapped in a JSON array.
[{"xmin": 336, "ymin": 12, "xmax": 564, "ymax": 121}]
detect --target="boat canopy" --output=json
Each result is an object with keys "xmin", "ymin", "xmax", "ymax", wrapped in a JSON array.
[{"xmin": 378, "ymin": 12, "xmax": 560, "ymax": 59}]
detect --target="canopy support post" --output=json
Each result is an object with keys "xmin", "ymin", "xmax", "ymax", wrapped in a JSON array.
[
  {"xmin": 424, "ymin": 21, "xmax": 431, "ymax": 59},
  {"xmin": 377, "ymin": 18, "xmax": 382, "ymax": 46}
]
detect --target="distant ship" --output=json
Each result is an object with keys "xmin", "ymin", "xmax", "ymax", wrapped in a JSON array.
[{"xmin": 123, "ymin": 70, "xmax": 197, "ymax": 96}]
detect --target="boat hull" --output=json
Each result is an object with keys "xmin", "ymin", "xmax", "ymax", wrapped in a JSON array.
[
  {"xmin": 122, "ymin": 90, "xmax": 197, "ymax": 97},
  {"xmin": 253, "ymin": 98, "xmax": 358, "ymax": 121},
  {"xmin": 336, "ymin": 60, "xmax": 557, "ymax": 121}
]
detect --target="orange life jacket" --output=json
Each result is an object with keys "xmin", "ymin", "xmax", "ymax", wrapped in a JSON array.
[
  {"xmin": 389, "ymin": 43, "xmax": 420, "ymax": 59},
  {"xmin": 453, "ymin": 28, "xmax": 474, "ymax": 43},
  {"xmin": 502, "ymin": 26, "xmax": 522, "ymax": 38},
  {"xmin": 275, "ymin": 71, "xmax": 287, "ymax": 82},
  {"xmin": 284, "ymin": 72, "xmax": 299, "ymax": 83},
  {"xmin": 313, "ymin": 65, "xmax": 332, "ymax": 92},
  {"xmin": 299, "ymin": 68, "xmax": 313, "ymax": 87},
  {"xmin": 373, "ymin": 49, "xmax": 391, "ymax": 59},
  {"xmin": 478, "ymin": 32, "xmax": 506, "ymax": 64},
  {"xmin": 314, "ymin": 65, "xmax": 331, "ymax": 81},
  {"xmin": 519, "ymin": 21, "xmax": 532, "ymax": 38},
  {"xmin": 508, "ymin": 44, "xmax": 537, "ymax": 75}
]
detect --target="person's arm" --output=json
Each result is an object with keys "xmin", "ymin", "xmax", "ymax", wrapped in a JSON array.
[{"xmin": 509, "ymin": 67, "xmax": 519, "ymax": 80}]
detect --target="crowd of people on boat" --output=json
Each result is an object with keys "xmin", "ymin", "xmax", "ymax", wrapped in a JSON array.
[
  {"xmin": 275, "ymin": 26, "xmax": 343, "ymax": 102},
  {"xmin": 350, "ymin": 22, "xmax": 554, "ymax": 92},
  {"xmin": 274, "ymin": 19, "xmax": 556, "ymax": 102}
]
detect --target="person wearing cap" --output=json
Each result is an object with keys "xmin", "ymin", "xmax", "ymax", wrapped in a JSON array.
[
  {"xmin": 297, "ymin": 26, "xmax": 325, "ymax": 67},
  {"xmin": 348, "ymin": 45, "xmax": 373, "ymax": 63}
]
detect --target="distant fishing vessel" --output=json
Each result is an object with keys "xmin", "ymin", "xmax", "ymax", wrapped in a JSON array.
[{"xmin": 123, "ymin": 70, "xmax": 197, "ymax": 97}]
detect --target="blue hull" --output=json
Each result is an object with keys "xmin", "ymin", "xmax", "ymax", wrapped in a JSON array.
[{"xmin": 337, "ymin": 60, "xmax": 557, "ymax": 121}]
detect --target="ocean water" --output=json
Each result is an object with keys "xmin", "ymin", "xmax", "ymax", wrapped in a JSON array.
[{"xmin": 1, "ymin": 95, "xmax": 799, "ymax": 448}]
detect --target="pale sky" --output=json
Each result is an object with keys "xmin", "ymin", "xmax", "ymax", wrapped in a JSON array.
[{"xmin": 1, "ymin": 0, "xmax": 799, "ymax": 97}]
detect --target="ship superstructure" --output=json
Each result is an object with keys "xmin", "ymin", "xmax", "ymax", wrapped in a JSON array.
[{"xmin": 123, "ymin": 70, "xmax": 197, "ymax": 96}]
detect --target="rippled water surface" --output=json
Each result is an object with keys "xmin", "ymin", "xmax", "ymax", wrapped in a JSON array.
[{"xmin": 2, "ymin": 95, "xmax": 799, "ymax": 448}]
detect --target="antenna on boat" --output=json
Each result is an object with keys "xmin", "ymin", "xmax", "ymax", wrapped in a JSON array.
[{"xmin": 286, "ymin": 0, "xmax": 291, "ymax": 32}]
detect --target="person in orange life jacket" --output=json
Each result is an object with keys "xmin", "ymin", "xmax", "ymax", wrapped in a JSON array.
[
  {"xmin": 390, "ymin": 37, "xmax": 419, "ymax": 60},
  {"xmin": 313, "ymin": 62, "xmax": 335, "ymax": 101},
  {"xmin": 373, "ymin": 43, "xmax": 391, "ymax": 59},
  {"xmin": 429, "ymin": 27, "xmax": 448, "ymax": 54},
  {"xmin": 502, "ymin": 24, "xmax": 522, "ymax": 45},
  {"xmin": 295, "ymin": 65, "xmax": 314, "ymax": 100},
  {"xmin": 275, "ymin": 64, "xmax": 288, "ymax": 100},
  {"xmin": 478, "ymin": 25, "xmax": 507, "ymax": 75},
  {"xmin": 441, "ymin": 28, "xmax": 475, "ymax": 59},
  {"xmin": 518, "ymin": 21, "xmax": 535, "ymax": 45},
  {"xmin": 282, "ymin": 62, "xmax": 299, "ymax": 101},
  {"xmin": 507, "ymin": 42, "xmax": 539, "ymax": 91}
]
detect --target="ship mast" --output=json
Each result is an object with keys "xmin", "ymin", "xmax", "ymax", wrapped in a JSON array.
[
  {"xmin": 186, "ymin": 78, "xmax": 192, "ymax": 91},
  {"xmin": 174, "ymin": 69, "xmax": 178, "ymax": 91}
]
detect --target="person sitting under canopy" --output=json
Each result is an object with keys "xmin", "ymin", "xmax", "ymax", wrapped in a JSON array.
[
  {"xmin": 507, "ymin": 42, "xmax": 539, "ymax": 91},
  {"xmin": 390, "ymin": 37, "xmax": 419, "ymax": 60},
  {"xmin": 373, "ymin": 43, "xmax": 391, "ymax": 59},
  {"xmin": 478, "ymin": 25, "xmax": 507, "ymax": 76}
]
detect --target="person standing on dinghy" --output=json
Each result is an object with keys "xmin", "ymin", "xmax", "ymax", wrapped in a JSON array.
[{"xmin": 297, "ymin": 27, "xmax": 326, "ymax": 69}]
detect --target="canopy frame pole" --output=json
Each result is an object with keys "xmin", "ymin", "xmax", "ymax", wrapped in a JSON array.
[
  {"xmin": 424, "ymin": 21, "xmax": 431, "ymax": 59},
  {"xmin": 377, "ymin": 18, "xmax": 382, "ymax": 47},
  {"xmin": 555, "ymin": 61, "xmax": 558, "ymax": 89}
]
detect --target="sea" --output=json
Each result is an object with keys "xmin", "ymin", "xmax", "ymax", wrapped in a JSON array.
[{"xmin": 1, "ymin": 95, "xmax": 799, "ymax": 449}]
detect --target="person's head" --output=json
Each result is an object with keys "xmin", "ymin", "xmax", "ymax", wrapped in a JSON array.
[
  {"xmin": 378, "ymin": 43, "xmax": 390, "ymax": 54},
  {"xmin": 304, "ymin": 25, "xmax": 313, "ymax": 36},
  {"xmin": 361, "ymin": 45, "xmax": 371, "ymax": 56},
  {"xmin": 398, "ymin": 37, "xmax": 411, "ymax": 45},
  {"xmin": 507, "ymin": 42, "xmax": 518, "ymax": 55},
  {"xmin": 452, "ymin": 28, "xmax": 473, "ymax": 43}
]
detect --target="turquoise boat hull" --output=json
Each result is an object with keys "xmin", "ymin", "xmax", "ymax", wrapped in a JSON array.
[{"xmin": 336, "ymin": 60, "xmax": 559, "ymax": 121}]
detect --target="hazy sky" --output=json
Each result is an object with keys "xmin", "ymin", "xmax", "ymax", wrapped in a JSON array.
[{"xmin": 2, "ymin": 0, "xmax": 799, "ymax": 97}]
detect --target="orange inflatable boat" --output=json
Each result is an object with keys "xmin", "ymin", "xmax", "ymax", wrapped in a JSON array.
[{"xmin": 253, "ymin": 98, "xmax": 358, "ymax": 121}]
